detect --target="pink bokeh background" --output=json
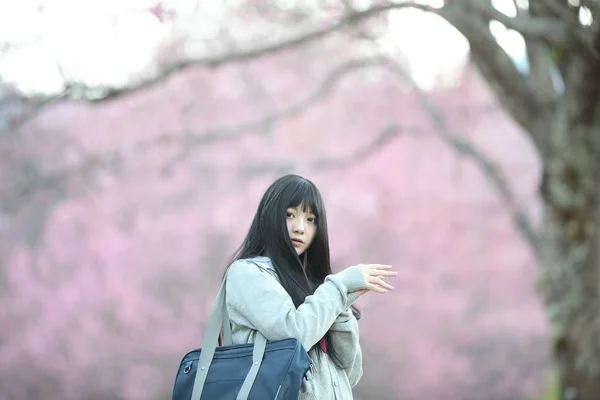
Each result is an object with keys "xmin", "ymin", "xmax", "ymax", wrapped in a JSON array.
[{"xmin": 1, "ymin": 48, "xmax": 548, "ymax": 399}]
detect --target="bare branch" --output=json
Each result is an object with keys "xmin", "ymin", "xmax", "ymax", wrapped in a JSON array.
[
  {"xmin": 542, "ymin": 0, "xmax": 582, "ymax": 24},
  {"xmin": 5, "ymin": 57, "xmax": 390, "ymax": 195},
  {"xmin": 142, "ymin": 57, "xmax": 387, "ymax": 172},
  {"xmin": 1, "ymin": 90, "xmax": 66, "ymax": 132},
  {"xmin": 58, "ymin": 1, "xmax": 569, "ymax": 102},
  {"xmin": 339, "ymin": 12, "xmax": 540, "ymax": 248},
  {"xmin": 470, "ymin": 1, "xmax": 569, "ymax": 44},
  {"xmin": 510, "ymin": 0, "xmax": 522, "ymax": 16},
  {"xmin": 522, "ymin": 1, "xmax": 559, "ymax": 114},
  {"xmin": 382, "ymin": 55, "xmax": 540, "ymax": 250},
  {"xmin": 567, "ymin": 25, "xmax": 600, "ymax": 126},
  {"xmin": 238, "ymin": 124, "xmax": 403, "ymax": 177},
  {"xmin": 309, "ymin": 124, "xmax": 402, "ymax": 170},
  {"xmin": 183, "ymin": 36, "xmax": 539, "ymax": 248},
  {"xmin": 445, "ymin": 4, "xmax": 554, "ymax": 147},
  {"xmin": 0, "ymin": 145, "xmax": 124, "ymax": 216}
]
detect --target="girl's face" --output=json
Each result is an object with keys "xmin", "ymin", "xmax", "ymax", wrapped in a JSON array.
[{"xmin": 286, "ymin": 205, "xmax": 317, "ymax": 256}]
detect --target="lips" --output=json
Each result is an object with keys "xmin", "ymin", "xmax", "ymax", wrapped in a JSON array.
[{"xmin": 291, "ymin": 238, "xmax": 304, "ymax": 244}]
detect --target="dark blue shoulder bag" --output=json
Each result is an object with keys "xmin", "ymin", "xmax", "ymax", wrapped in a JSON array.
[{"xmin": 171, "ymin": 270, "xmax": 312, "ymax": 400}]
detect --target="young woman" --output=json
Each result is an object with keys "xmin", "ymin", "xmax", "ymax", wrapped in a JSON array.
[{"xmin": 224, "ymin": 174, "xmax": 396, "ymax": 399}]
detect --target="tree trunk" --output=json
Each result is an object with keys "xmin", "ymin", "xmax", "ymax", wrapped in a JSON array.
[{"xmin": 538, "ymin": 121, "xmax": 600, "ymax": 400}]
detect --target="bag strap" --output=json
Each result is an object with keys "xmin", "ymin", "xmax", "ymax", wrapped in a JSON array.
[
  {"xmin": 217, "ymin": 304, "xmax": 232, "ymax": 347},
  {"xmin": 191, "ymin": 268, "xmax": 267, "ymax": 400},
  {"xmin": 222, "ymin": 298, "xmax": 233, "ymax": 345},
  {"xmin": 236, "ymin": 331, "xmax": 267, "ymax": 400}
]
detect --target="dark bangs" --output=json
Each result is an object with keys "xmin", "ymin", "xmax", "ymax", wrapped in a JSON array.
[{"xmin": 284, "ymin": 178, "xmax": 324, "ymax": 219}]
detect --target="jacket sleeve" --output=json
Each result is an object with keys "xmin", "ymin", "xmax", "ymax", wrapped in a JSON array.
[
  {"xmin": 330, "ymin": 308, "xmax": 363, "ymax": 387},
  {"xmin": 225, "ymin": 260, "xmax": 366, "ymax": 351}
]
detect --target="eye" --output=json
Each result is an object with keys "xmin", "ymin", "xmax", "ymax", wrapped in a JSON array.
[
  {"xmin": 307, "ymin": 217, "xmax": 316, "ymax": 223},
  {"xmin": 286, "ymin": 211, "xmax": 294, "ymax": 218}
]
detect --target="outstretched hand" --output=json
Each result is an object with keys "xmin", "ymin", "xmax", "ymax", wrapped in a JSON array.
[{"xmin": 354, "ymin": 264, "xmax": 396, "ymax": 295}]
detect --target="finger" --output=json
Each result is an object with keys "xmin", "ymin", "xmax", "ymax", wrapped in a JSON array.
[
  {"xmin": 365, "ymin": 264, "xmax": 392, "ymax": 270},
  {"xmin": 371, "ymin": 270, "xmax": 398, "ymax": 277},
  {"xmin": 375, "ymin": 277, "xmax": 394, "ymax": 290},
  {"xmin": 366, "ymin": 283, "xmax": 389, "ymax": 293},
  {"xmin": 367, "ymin": 276, "xmax": 394, "ymax": 290}
]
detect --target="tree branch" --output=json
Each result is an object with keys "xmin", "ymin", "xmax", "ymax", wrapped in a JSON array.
[
  {"xmin": 145, "ymin": 57, "xmax": 388, "ymax": 173},
  {"xmin": 238, "ymin": 124, "xmax": 403, "ymax": 177},
  {"xmin": 5, "ymin": 56, "xmax": 390, "ymax": 196},
  {"xmin": 1, "ymin": 89, "xmax": 65, "ymax": 132},
  {"xmin": 443, "ymin": 1, "xmax": 554, "ymax": 149},
  {"xmin": 381, "ymin": 54, "xmax": 540, "ymax": 250},
  {"xmin": 470, "ymin": 1, "xmax": 569, "ymax": 45},
  {"xmin": 567, "ymin": 23, "xmax": 600, "ymax": 126},
  {"xmin": 198, "ymin": 41, "xmax": 539, "ymax": 248},
  {"xmin": 517, "ymin": 1, "xmax": 559, "ymax": 138},
  {"xmin": 55, "ymin": 1, "xmax": 569, "ymax": 103},
  {"xmin": 338, "ymin": 11, "xmax": 540, "ymax": 249}
]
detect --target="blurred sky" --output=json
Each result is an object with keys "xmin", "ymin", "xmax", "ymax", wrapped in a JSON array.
[{"xmin": 0, "ymin": 0, "xmax": 541, "ymax": 94}]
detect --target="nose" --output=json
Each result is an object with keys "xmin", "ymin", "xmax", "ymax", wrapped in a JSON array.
[{"xmin": 293, "ymin": 220, "xmax": 305, "ymax": 234}]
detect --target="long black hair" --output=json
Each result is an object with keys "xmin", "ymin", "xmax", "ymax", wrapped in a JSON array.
[{"xmin": 225, "ymin": 174, "xmax": 359, "ymax": 368}]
